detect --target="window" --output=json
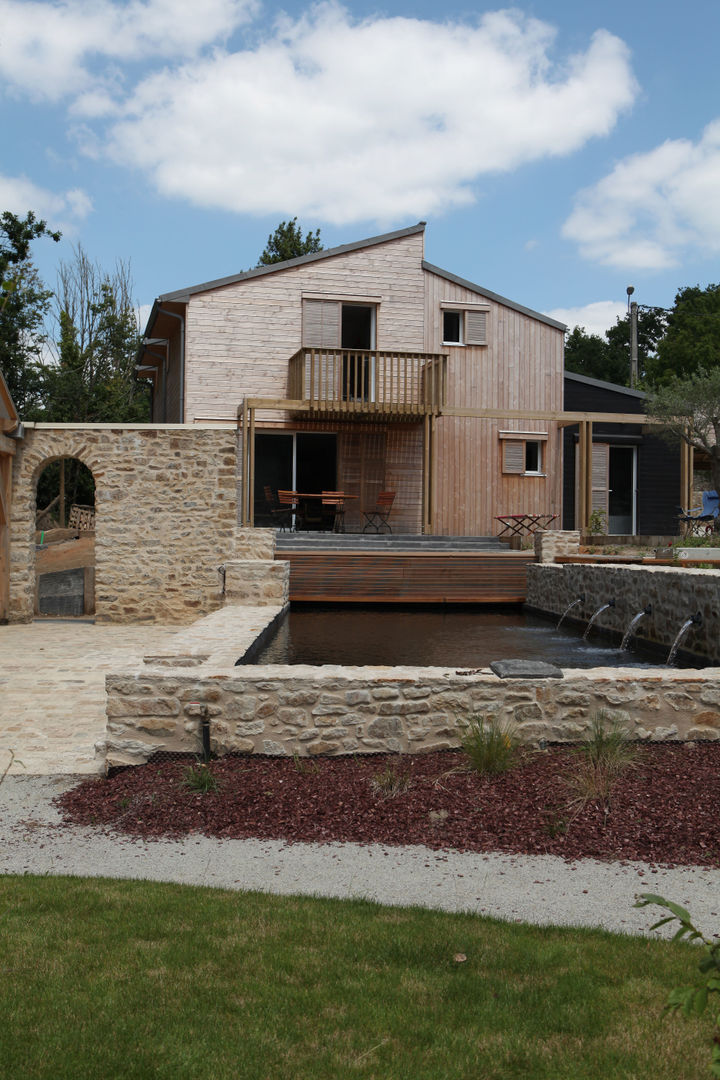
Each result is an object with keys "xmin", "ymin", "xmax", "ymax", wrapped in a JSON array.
[
  {"xmin": 441, "ymin": 305, "xmax": 488, "ymax": 346},
  {"xmin": 500, "ymin": 432, "xmax": 547, "ymax": 475}
]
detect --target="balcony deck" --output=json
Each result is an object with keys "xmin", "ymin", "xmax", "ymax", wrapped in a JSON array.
[{"xmin": 287, "ymin": 347, "xmax": 447, "ymax": 418}]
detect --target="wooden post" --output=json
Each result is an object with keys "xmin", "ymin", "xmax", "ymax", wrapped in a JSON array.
[
  {"xmin": 428, "ymin": 414, "xmax": 436, "ymax": 534},
  {"xmin": 248, "ymin": 405, "xmax": 256, "ymax": 528},
  {"xmin": 680, "ymin": 439, "xmax": 693, "ymax": 511},
  {"xmin": 577, "ymin": 421, "xmax": 593, "ymax": 532},
  {"xmin": 59, "ymin": 457, "xmax": 65, "ymax": 528},
  {"xmin": 240, "ymin": 400, "xmax": 249, "ymax": 526},
  {"xmin": 422, "ymin": 413, "xmax": 430, "ymax": 533}
]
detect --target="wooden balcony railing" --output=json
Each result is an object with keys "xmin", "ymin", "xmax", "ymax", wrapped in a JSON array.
[{"xmin": 288, "ymin": 348, "xmax": 447, "ymax": 416}]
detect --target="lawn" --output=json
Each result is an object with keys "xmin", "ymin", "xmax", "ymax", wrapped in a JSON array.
[{"xmin": 0, "ymin": 875, "xmax": 710, "ymax": 1079}]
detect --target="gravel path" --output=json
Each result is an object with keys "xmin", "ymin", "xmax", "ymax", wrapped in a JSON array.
[{"xmin": 3, "ymin": 774, "xmax": 720, "ymax": 939}]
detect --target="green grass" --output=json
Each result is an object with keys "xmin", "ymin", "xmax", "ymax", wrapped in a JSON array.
[
  {"xmin": 0, "ymin": 876, "xmax": 711, "ymax": 1079},
  {"xmin": 459, "ymin": 714, "xmax": 519, "ymax": 775}
]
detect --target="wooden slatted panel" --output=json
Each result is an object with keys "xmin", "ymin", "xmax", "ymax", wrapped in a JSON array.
[
  {"xmin": 302, "ymin": 300, "xmax": 340, "ymax": 348},
  {"xmin": 591, "ymin": 443, "xmax": 610, "ymax": 513},
  {"xmin": 502, "ymin": 439, "xmax": 524, "ymax": 474},
  {"xmin": 279, "ymin": 551, "xmax": 533, "ymax": 603},
  {"xmin": 465, "ymin": 309, "xmax": 487, "ymax": 345}
]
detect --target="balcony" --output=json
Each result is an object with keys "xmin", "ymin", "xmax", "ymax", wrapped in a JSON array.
[{"xmin": 287, "ymin": 348, "xmax": 447, "ymax": 418}]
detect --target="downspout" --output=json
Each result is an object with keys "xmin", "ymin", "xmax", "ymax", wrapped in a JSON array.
[{"xmin": 158, "ymin": 308, "xmax": 185, "ymax": 422}]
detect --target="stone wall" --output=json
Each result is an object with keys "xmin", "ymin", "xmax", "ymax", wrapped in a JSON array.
[
  {"xmin": 527, "ymin": 563, "xmax": 720, "ymax": 663},
  {"xmin": 104, "ymin": 606, "xmax": 720, "ymax": 767},
  {"xmin": 10, "ymin": 425, "xmax": 238, "ymax": 623},
  {"xmin": 534, "ymin": 530, "xmax": 580, "ymax": 563}
]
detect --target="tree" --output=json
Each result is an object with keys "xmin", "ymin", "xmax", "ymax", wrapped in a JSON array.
[
  {"xmin": 41, "ymin": 246, "xmax": 149, "ymax": 423},
  {"xmin": 645, "ymin": 284, "xmax": 720, "ymax": 387},
  {"xmin": 257, "ymin": 218, "xmax": 323, "ymax": 266},
  {"xmin": 646, "ymin": 367, "xmax": 720, "ymax": 495},
  {"xmin": 564, "ymin": 306, "xmax": 669, "ymax": 388},
  {"xmin": 0, "ymin": 210, "xmax": 60, "ymax": 416}
]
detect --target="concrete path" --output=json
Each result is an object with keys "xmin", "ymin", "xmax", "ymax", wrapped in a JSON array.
[
  {"xmin": 0, "ymin": 620, "xmax": 178, "ymax": 775},
  {"xmin": 2, "ymin": 773, "xmax": 720, "ymax": 938}
]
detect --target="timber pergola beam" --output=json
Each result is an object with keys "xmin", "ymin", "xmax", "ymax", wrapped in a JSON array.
[
  {"xmin": 238, "ymin": 397, "xmax": 691, "ymax": 534},
  {"xmin": 238, "ymin": 397, "xmax": 439, "ymax": 530}
]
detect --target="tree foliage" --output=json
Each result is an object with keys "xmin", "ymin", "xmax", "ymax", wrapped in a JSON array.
[
  {"xmin": 647, "ymin": 284, "xmax": 720, "ymax": 386},
  {"xmin": 0, "ymin": 210, "xmax": 60, "ymax": 416},
  {"xmin": 646, "ymin": 367, "xmax": 720, "ymax": 495},
  {"xmin": 564, "ymin": 307, "xmax": 668, "ymax": 387},
  {"xmin": 41, "ymin": 246, "xmax": 149, "ymax": 423},
  {"xmin": 257, "ymin": 218, "xmax": 323, "ymax": 266}
]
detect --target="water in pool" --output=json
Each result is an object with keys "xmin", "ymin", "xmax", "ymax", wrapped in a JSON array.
[{"xmin": 249, "ymin": 604, "xmax": 685, "ymax": 668}]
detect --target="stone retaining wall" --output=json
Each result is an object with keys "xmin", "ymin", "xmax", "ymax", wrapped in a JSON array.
[
  {"xmin": 527, "ymin": 562, "xmax": 720, "ymax": 663},
  {"xmin": 10, "ymin": 425, "xmax": 238, "ymax": 623},
  {"xmin": 104, "ymin": 606, "xmax": 720, "ymax": 767}
]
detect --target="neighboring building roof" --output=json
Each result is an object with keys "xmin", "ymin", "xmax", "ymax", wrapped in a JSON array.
[
  {"xmin": 157, "ymin": 222, "xmax": 428, "ymax": 303},
  {"xmin": 564, "ymin": 370, "xmax": 647, "ymax": 400},
  {"xmin": 422, "ymin": 262, "xmax": 567, "ymax": 332}
]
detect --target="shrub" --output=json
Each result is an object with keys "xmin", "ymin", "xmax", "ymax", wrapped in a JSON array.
[
  {"xmin": 459, "ymin": 715, "xmax": 519, "ymax": 776},
  {"xmin": 564, "ymin": 711, "xmax": 637, "ymax": 814},
  {"xmin": 370, "ymin": 763, "xmax": 412, "ymax": 799},
  {"xmin": 182, "ymin": 761, "xmax": 220, "ymax": 794},
  {"xmin": 635, "ymin": 894, "xmax": 720, "ymax": 1077}
]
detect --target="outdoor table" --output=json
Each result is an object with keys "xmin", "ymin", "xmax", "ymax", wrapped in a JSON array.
[
  {"xmin": 495, "ymin": 513, "xmax": 557, "ymax": 538},
  {"xmin": 293, "ymin": 492, "xmax": 358, "ymax": 531}
]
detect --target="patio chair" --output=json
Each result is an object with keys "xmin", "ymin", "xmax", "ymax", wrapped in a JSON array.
[
  {"xmin": 362, "ymin": 491, "xmax": 395, "ymax": 534},
  {"xmin": 321, "ymin": 491, "xmax": 346, "ymax": 533},
  {"xmin": 676, "ymin": 490, "xmax": 719, "ymax": 536},
  {"xmin": 273, "ymin": 490, "xmax": 299, "ymax": 531}
]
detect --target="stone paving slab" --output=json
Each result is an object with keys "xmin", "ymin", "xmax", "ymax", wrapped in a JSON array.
[{"xmin": 0, "ymin": 621, "xmax": 179, "ymax": 776}]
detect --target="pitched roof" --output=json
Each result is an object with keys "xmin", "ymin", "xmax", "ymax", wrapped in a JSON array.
[
  {"xmin": 564, "ymin": 370, "xmax": 647, "ymax": 399},
  {"xmin": 422, "ymin": 262, "xmax": 566, "ymax": 331},
  {"xmin": 157, "ymin": 222, "xmax": 427, "ymax": 303}
]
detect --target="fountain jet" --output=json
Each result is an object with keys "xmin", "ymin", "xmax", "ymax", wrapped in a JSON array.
[
  {"xmin": 666, "ymin": 612, "xmax": 703, "ymax": 666},
  {"xmin": 557, "ymin": 594, "xmax": 586, "ymax": 630},
  {"xmin": 583, "ymin": 599, "xmax": 616, "ymax": 641},
  {"xmin": 620, "ymin": 605, "xmax": 652, "ymax": 652}
]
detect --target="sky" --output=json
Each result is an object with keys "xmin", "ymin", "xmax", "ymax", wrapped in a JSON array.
[{"xmin": 2, "ymin": 0, "xmax": 719, "ymax": 340}]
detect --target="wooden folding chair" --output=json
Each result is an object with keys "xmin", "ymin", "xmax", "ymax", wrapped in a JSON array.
[
  {"xmin": 273, "ymin": 490, "xmax": 299, "ymax": 531},
  {"xmin": 321, "ymin": 491, "xmax": 346, "ymax": 533},
  {"xmin": 362, "ymin": 491, "xmax": 395, "ymax": 534}
]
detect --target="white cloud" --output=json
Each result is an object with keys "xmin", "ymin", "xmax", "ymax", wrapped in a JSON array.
[
  {"xmin": 563, "ymin": 120, "xmax": 720, "ymax": 269},
  {"xmin": 0, "ymin": 0, "xmax": 255, "ymax": 102},
  {"xmin": 0, "ymin": 172, "xmax": 92, "ymax": 230},
  {"xmin": 545, "ymin": 300, "xmax": 627, "ymax": 339},
  {"xmin": 96, "ymin": 6, "xmax": 636, "ymax": 223}
]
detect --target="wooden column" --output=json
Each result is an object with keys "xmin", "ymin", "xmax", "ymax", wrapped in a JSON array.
[
  {"xmin": 680, "ymin": 439, "xmax": 693, "ymax": 510},
  {"xmin": 577, "ymin": 420, "xmax": 593, "ymax": 531},
  {"xmin": 422, "ymin": 414, "xmax": 430, "ymax": 534},
  {"xmin": 240, "ymin": 400, "xmax": 249, "ymax": 526},
  {"xmin": 248, "ymin": 405, "xmax": 256, "ymax": 528}
]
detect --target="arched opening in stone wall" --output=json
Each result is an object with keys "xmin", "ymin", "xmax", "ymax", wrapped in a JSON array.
[{"xmin": 35, "ymin": 457, "xmax": 96, "ymax": 617}]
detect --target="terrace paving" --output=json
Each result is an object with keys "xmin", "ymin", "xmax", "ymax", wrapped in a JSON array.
[{"xmin": 0, "ymin": 620, "xmax": 179, "ymax": 776}]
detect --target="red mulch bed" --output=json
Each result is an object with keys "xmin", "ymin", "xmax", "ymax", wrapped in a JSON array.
[{"xmin": 56, "ymin": 745, "xmax": 720, "ymax": 867}]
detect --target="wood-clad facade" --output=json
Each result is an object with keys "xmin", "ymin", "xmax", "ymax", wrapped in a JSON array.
[{"xmin": 138, "ymin": 223, "xmax": 567, "ymax": 536}]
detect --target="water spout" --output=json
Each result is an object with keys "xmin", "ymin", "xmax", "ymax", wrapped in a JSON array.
[
  {"xmin": 666, "ymin": 612, "xmax": 703, "ymax": 666},
  {"xmin": 620, "ymin": 605, "xmax": 652, "ymax": 651},
  {"xmin": 557, "ymin": 594, "xmax": 586, "ymax": 630},
  {"xmin": 583, "ymin": 599, "xmax": 616, "ymax": 641}
]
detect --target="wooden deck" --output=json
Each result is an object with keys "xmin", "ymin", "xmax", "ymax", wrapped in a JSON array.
[{"xmin": 276, "ymin": 548, "xmax": 533, "ymax": 603}]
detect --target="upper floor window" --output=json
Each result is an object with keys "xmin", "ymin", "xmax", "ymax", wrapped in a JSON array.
[{"xmin": 440, "ymin": 305, "xmax": 488, "ymax": 346}]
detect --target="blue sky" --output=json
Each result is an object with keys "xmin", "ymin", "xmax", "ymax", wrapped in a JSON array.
[{"xmin": 2, "ymin": 0, "xmax": 719, "ymax": 338}]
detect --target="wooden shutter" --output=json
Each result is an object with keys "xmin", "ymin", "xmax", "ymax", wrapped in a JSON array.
[
  {"xmin": 302, "ymin": 300, "xmax": 340, "ymax": 348},
  {"xmin": 591, "ymin": 443, "xmax": 609, "ymax": 513},
  {"xmin": 465, "ymin": 310, "xmax": 487, "ymax": 345},
  {"xmin": 502, "ymin": 439, "xmax": 524, "ymax": 474}
]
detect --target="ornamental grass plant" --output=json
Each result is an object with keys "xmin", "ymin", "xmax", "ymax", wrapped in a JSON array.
[{"xmin": 459, "ymin": 714, "xmax": 520, "ymax": 776}]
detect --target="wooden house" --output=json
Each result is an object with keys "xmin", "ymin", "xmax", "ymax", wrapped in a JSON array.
[{"xmin": 137, "ymin": 222, "xmax": 570, "ymax": 535}]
